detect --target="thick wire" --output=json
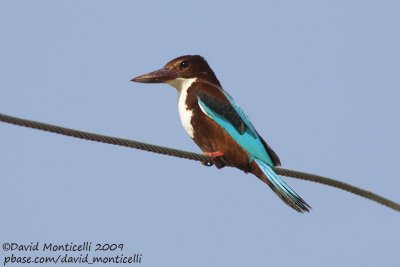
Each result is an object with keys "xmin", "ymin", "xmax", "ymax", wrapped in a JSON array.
[{"xmin": 1, "ymin": 113, "xmax": 399, "ymax": 212}]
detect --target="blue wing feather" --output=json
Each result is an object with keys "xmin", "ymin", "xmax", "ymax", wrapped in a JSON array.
[
  {"xmin": 197, "ymin": 95, "xmax": 274, "ymax": 166},
  {"xmin": 220, "ymin": 90, "xmax": 258, "ymax": 135},
  {"xmin": 197, "ymin": 92, "xmax": 311, "ymax": 212},
  {"xmin": 254, "ymin": 159, "xmax": 311, "ymax": 212}
]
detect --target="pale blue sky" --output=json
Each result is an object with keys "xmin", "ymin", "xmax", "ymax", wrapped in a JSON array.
[{"xmin": 1, "ymin": 1, "xmax": 399, "ymax": 266}]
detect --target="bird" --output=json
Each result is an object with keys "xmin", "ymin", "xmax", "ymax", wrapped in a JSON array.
[{"xmin": 131, "ymin": 55, "xmax": 311, "ymax": 212}]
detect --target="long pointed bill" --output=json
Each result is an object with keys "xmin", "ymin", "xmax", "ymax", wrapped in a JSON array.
[{"xmin": 131, "ymin": 68, "xmax": 177, "ymax": 83}]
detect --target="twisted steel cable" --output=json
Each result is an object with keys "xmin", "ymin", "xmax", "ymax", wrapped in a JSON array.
[{"xmin": 1, "ymin": 113, "xmax": 399, "ymax": 212}]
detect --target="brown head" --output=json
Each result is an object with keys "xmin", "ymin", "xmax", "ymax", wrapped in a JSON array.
[{"xmin": 131, "ymin": 55, "xmax": 221, "ymax": 87}]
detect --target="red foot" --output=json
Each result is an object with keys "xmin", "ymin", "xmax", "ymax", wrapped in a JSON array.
[{"xmin": 203, "ymin": 151, "xmax": 224, "ymax": 157}]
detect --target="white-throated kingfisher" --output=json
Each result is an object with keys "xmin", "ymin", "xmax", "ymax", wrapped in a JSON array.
[{"xmin": 132, "ymin": 55, "xmax": 311, "ymax": 212}]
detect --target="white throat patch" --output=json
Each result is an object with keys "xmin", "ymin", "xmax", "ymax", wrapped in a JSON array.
[{"xmin": 167, "ymin": 78, "xmax": 197, "ymax": 138}]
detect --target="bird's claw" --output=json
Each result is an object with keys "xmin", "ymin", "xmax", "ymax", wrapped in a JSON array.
[
  {"xmin": 210, "ymin": 156, "xmax": 229, "ymax": 169},
  {"xmin": 200, "ymin": 151, "xmax": 230, "ymax": 169},
  {"xmin": 200, "ymin": 156, "xmax": 228, "ymax": 169},
  {"xmin": 201, "ymin": 160, "xmax": 214, "ymax": 167}
]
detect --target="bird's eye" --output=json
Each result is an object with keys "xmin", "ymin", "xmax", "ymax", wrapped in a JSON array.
[{"xmin": 180, "ymin": 60, "xmax": 190, "ymax": 69}]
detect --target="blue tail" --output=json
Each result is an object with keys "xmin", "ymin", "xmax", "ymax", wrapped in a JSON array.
[{"xmin": 254, "ymin": 159, "xmax": 311, "ymax": 213}]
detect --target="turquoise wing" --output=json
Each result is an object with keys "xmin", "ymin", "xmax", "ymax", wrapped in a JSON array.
[{"xmin": 197, "ymin": 93, "xmax": 274, "ymax": 166}]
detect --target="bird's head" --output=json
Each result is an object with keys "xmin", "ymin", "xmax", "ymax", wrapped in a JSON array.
[{"xmin": 131, "ymin": 55, "xmax": 221, "ymax": 90}]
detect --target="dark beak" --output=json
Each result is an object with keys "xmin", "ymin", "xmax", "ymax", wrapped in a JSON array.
[{"xmin": 131, "ymin": 68, "xmax": 177, "ymax": 83}]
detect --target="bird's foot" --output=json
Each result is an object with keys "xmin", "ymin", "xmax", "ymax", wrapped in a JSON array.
[
  {"xmin": 203, "ymin": 151, "xmax": 224, "ymax": 157},
  {"xmin": 202, "ymin": 151, "xmax": 227, "ymax": 169}
]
